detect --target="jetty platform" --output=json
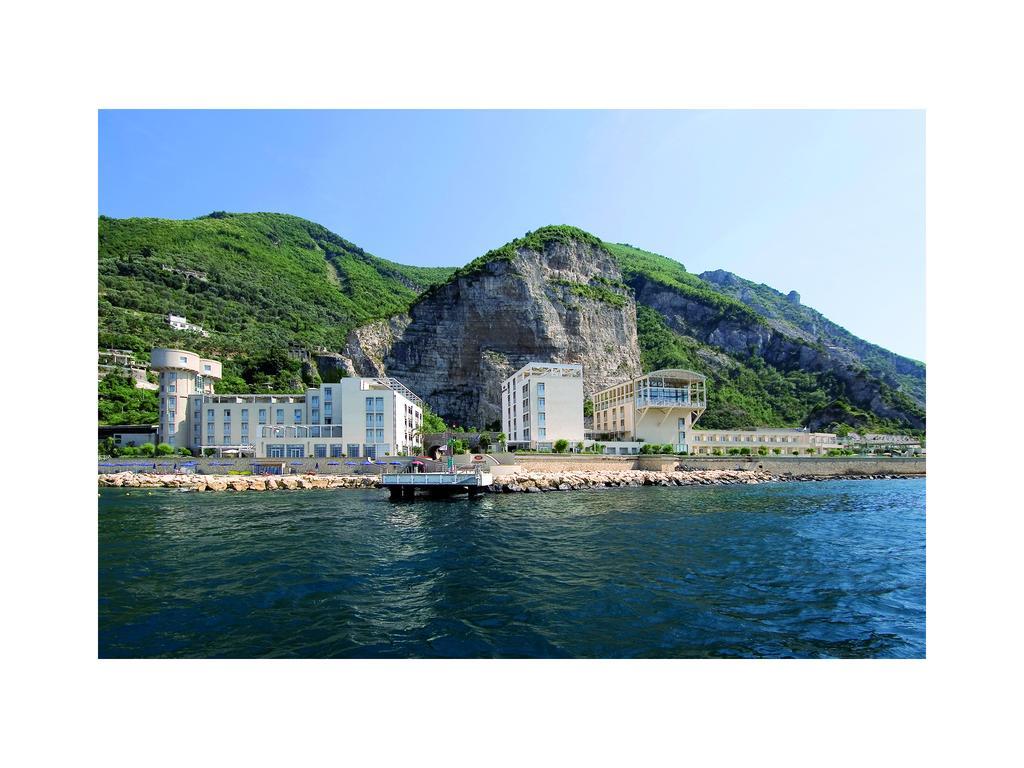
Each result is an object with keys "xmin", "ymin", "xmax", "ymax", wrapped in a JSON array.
[{"xmin": 381, "ymin": 468, "xmax": 493, "ymax": 499}]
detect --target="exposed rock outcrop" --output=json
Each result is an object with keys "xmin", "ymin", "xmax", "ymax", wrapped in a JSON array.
[{"xmin": 345, "ymin": 231, "xmax": 642, "ymax": 426}]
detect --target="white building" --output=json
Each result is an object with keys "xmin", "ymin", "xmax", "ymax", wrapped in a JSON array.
[
  {"xmin": 592, "ymin": 369, "xmax": 707, "ymax": 453},
  {"xmin": 167, "ymin": 313, "xmax": 210, "ymax": 338},
  {"xmin": 501, "ymin": 362, "xmax": 584, "ymax": 450},
  {"xmin": 151, "ymin": 348, "xmax": 423, "ymax": 458},
  {"xmin": 689, "ymin": 427, "xmax": 838, "ymax": 455}
]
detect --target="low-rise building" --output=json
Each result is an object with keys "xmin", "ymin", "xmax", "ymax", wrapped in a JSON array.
[
  {"xmin": 151, "ymin": 348, "xmax": 423, "ymax": 458},
  {"xmin": 502, "ymin": 362, "xmax": 585, "ymax": 450},
  {"xmin": 592, "ymin": 369, "xmax": 707, "ymax": 453},
  {"xmin": 689, "ymin": 427, "xmax": 838, "ymax": 455},
  {"xmin": 167, "ymin": 313, "xmax": 210, "ymax": 337}
]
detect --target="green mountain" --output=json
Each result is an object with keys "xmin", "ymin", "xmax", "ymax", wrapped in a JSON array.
[
  {"xmin": 97, "ymin": 215, "xmax": 924, "ymax": 435},
  {"xmin": 98, "ymin": 212, "xmax": 454, "ymax": 360}
]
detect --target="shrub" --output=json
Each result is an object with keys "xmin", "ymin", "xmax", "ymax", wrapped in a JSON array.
[
  {"xmin": 757, "ymin": 447, "xmax": 768, "ymax": 456},
  {"xmin": 554, "ymin": 439, "xmax": 569, "ymax": 453},
  {"xmin": 120, "ymin": 446, "xmax": 139, "ymax": 457},
  {"xmin": 662, "ymin": 444, "xmax": 674, "ymax": 454},
  {"xmin": 805, "ymin": 448, "xmax": 815, "ymax": 455},
  {"xmin": 712, "ymin": 448, "xmax": 723, "ymax": 456},
  {"xmin": 176, "ymin": 447, "xmax": 192, "ymax": 456},
  {"xmin": 139, "ymin": 443, "xmax": 156, "ymax": 457},
  {"xmin": 739, "ymin": 447, "xmax": 752, "ymax": 455},
  {"xmin": 791, "ymin": 450, "xmax": 799, "ymax": 456},
  {"xmin": 478, "ymin": 434, "xmax": 491, "ymax": 452},
  {"xmin": 772, "ymin": 448, "xmax": 782, "ymax": 455},
  {"xmin": 203, "ymin": 448, "xmax": 216, "ymax": 457},
  {"xmin": 727, "ymin": 448, "xmax": 740, "ymax": 455},
  {"xmin": 576, "ymin": 442, "xmax": 584, "ymax": 453},
  {"xmin": 155, "ymin": 443, "xmax": 174, "ymax": 456}
]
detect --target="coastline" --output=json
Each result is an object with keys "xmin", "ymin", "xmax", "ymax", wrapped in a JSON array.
[{"xmin": 98, "ymin": 466, "xmax": 923, "ymax": 493}]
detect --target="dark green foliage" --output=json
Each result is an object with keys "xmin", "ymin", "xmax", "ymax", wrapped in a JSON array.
[
  {"xmin": 697, "ymin": 269, "xmax": 926, "ymax": 405},
  {"xmin": 478, "ymin": 434, "xmax": 491, "ymax": 452},
  {"xmin": 554, "ymin": 439, "xmax": 569, "ymax": 453},
  {"xmin": 98, "ymin": 213, "xmax": 454, "ymax": 361},
  {"xmin": 548, "ymin": 278, "xmax": 628, "ymax": 308},
  {"xmin": 139, "ymin": 443, "xmax": 155, "ymax": 457},
  {"xmin": 97, "ymin": 372, "xmax": 158, "ymax": 425},
  {"xmin": 155, "ymin": 443, "xmax": 174, "ymax": 456},
  {"xmin": 420, "ymin": 406, "xmax": 447, "ymax": 434},
  {"xmin": 605, "ymin": 242, "xmax": 767, "ymax": 328}
]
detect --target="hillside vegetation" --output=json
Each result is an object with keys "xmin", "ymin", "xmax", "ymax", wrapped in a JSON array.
[
  {"xmin": 97, "ymin": 216, "xmax": 924, "ymax": 435},
  {"xmin": 98, "ymin": 212, "xmax": 453, "ymax": 360}
]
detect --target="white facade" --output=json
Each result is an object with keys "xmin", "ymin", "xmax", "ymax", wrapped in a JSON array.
[
  {"xmin": 167, "ymin": 313, "xmax": 209, "ymax": 338},
  {"xmin": 152, "ymin": 349, "xmax": 423, "ymax": 458},
  {"xmin": 151, "ymin": 348, "xmax": 222, "ymax": 447},
  {"xmin": 592, "ymin": 369, "xmax": 707, "ymax": 453},
  {"xmin": 501, "ymin": 362, "xmax": 584, "ymax": 450},
  {"xmin": 689, "ymin": 427, "xmax": 838, "ymax": 455}
]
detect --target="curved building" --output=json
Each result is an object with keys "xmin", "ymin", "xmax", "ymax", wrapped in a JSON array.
[{"xmin": 150, "ymin": 348, "xmax": 222, "ymax": 448}]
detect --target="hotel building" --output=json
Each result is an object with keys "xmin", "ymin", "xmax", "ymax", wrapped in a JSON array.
[
  {"xmin": 151, "ymin": 348, "xmax": 423, "ymax": 458},
  {"xmin": 501, "ymin": 362, "xmax": 585, "ymax": 450},
  {"xmin": 688, "ymin": 427, "xmax": 838, "ymax": 455},
  {"xmin": 592, "ymin": 369, "xmax": 707, "ymax": 453}
]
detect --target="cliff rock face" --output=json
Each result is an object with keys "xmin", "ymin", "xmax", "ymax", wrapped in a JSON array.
[
  {"xmin": 347, "ymin": 236, "xmax": 642, "ymax": 427},
  {"xmin": 630, "ymin": 275, "xmax": 925, "ymax": 430}
]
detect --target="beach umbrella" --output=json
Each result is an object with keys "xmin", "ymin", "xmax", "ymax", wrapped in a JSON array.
[
  {"xmin": 327, "ymin": 462, "xmax": 340, "ymax": 466},
  {"xmin": 389, "ymin": 461, "xmax": 402, "ymax": 465},
  {"xmin": 411, "ymin": 460, "xmax": 424, "ymax": 466},
  {"xmin": 362, "ymin": 460, "xmax": 374, "ymax": 465},
  {"xmin": 345, "ymin": 461, "xmax": 357, "ymax": 466}
]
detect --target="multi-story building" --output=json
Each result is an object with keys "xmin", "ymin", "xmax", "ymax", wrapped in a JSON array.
[
  {"xmin": 151, "ymin": 347, "xmax": 223, "ymax": 448},
  {"xmin": 689, "ymin": 427, "xmax": 839, "ymax": 455},
  {"xmin": 501, "ymin": 362, "xmax": 584, "ymax": 450},
  {"xmin": 151, "ymin": 348, "xmax": 423, "ymax": 458},
  {"xmin": 592, "ymin": 369, "xmax": 707, "ymax": 453}
]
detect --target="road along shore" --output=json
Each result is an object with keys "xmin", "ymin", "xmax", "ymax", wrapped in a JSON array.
[{"xmin": 98, "ymin": 467, "xmax": 922, "ymax": 493}]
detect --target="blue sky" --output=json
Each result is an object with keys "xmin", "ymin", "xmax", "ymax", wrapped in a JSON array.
[{"xmin": 99, "ymin": 110, "xmax": 925, "ymax": 361}]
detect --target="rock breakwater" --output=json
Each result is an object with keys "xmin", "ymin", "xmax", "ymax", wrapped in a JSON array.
[{"xmin": 98, "ymin": 468, "xmax": 917, "ymax": 493}]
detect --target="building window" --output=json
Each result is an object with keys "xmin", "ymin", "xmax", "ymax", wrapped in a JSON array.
[
  {"xmin": 314, "ymin": 444, "xmax": 327, "ymax": 458},
  {"xmin": 259, "ymin": 409, "xmax": 267, "ymax": 425},
  {"xmin": 276, "ymin": 409, "xmax": 284, "ymax": 424},
  {"xmin": 312, "ymin": 409, "xmax": 320, "ymax": 423},
  {"xmin": 375, "ymin": 413, "xmax": 383, "ymax": 426},
  {"xmin": 294, "ymin": 408, "xmax": 302, "ymax": 422},
  {"xmin": 537, "ymin": 397, "xmax": 545, "ymax": 410},
  {"xmin": 269, "ymin": 444, "xmax": 284, "ymax": 458},
  {"xmin": 366, "ymin": 429, "xmax": 375, "ymax": 443},
  {"xmin": 241, "ymin": 409, "xmax": 248, "ymax": 422},
  {"xmin": 311, "ymin": 395, "xmax": 320, "ymax": 407},
  {"xmin": 537, "ymin": 382, "xmax": 545, "ymax": 395},
  {"xmin": 347, "ymin": 444, "xmax": 360, "ymax": 458},
  {"xmin": 375, "ymin": 397, "xmax": 384, "ymax": 412},
  {"xmin": 224, "ymin": 409, "xmax": 231, "ymax": 418},
  {"xmin": 330, "ymin": 445, "xmax": 343, "ymax": 458},
  {"xmin": 207, "ymin": 409, "xmax": 214, "ymax": 420},
  {"xmin": 287, "ymin": 444, "xmax": 304, "ymax": 458},
  {"xmin": 179, "ymin": 356, "xmax": 188, "ymax": 364},
  {"xmin": 324, "ymin": 388, "xmax": 332, "ymax": 401},
  {"xmin": 376, "ymin": 429, "xmax": 384, "ymax": 441},
  {"xmin": 538, "ymin": 427, "xmax": 546, "ymax": 438}
]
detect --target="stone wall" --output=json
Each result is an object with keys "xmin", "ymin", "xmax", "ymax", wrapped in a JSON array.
[
  {"xmin": 673, "ymin": 455, "xmax": 925, "ymax": 476},
  {"xmin": 98, "ymin": 456, "xmax": 385, "ymax": 475}
]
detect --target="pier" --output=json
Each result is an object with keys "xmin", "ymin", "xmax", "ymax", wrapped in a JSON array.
[{"xmin": 381, "ymin": 467, "xmax": 493, "ymax": 500}]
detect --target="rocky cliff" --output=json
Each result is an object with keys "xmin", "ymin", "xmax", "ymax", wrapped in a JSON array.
[{"xmin": 343, "ymin": 227, "xmax": 642, "ymax": 427}]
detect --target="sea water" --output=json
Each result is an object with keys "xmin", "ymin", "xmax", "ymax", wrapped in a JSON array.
[{"xmin": 98, "ymin": 479, "xmax": 925, "ymax": 658}]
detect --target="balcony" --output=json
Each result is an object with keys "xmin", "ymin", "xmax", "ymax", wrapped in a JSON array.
[
  {"xmin": 261, "ymin": 424, "xmax": 344, "ymax": 439},
  {"xmin": 634, "ymin": 388, "xmax": 704, "ymax": 409}
]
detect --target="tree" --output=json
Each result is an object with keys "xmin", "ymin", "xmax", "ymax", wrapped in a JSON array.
[
  {"xmin": 575, "ymin": 442, "xmax": 584, "ymax": 453},
  {"xmin": 203, "ymin": 448, "xmax": 216, "ymax": 457},
  {"xmin": 583, "ymin": 398, "xmax": 594, "ymax": 418},
  {"xmin": 98, "ymin": 372, "xmax": 159, "ymax": 425},
  {"xmin": 554, "ymin": 439, "xmax": 569, "ymax": 453},
  {"xmin": 478, "ymin": 434, "xmax": 491, "ymax": 452},
  {"xmin": 496, "ymin": 432, "xmax": 507, "ymax": 450}
]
